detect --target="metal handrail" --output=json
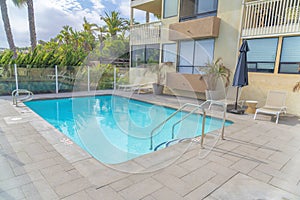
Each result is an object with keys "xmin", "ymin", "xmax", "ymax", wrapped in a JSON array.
[
  {"xmin": 171, "ymin": 108, "xmax": 207, "ymax": 148},
  {"xmin": 149, "ymin": 102, "xmax": 209, "ymax": 150},
  {"xmin": 12, "ymin": 89, "xmax": 34, "ymax": 106}
]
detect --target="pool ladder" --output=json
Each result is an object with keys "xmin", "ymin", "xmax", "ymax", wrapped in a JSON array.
[
  {"xmin": 12, "ymin": 89, "xmax": 34, "ymax": 106},
  {"xmin": 149, "ymin": 101, "xmax": 226, "ymax": 150}
]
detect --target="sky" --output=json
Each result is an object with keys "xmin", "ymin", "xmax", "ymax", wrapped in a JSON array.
[{"xmin": 0, "ymin": 0, "xmax": 150, "ymax": 48}]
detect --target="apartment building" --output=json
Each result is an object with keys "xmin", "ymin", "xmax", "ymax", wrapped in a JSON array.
[{"xmin": 130, "ymin": 0, "xmax": 300, "ymax": 115}]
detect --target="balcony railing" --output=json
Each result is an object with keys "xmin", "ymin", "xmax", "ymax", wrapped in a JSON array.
[
  {"xmin": 242, "ymin": 0, "xmax": 300, "ymax": 38},
  {"xmin": 130, "ymin": 21, "xmax": 161, "ymax": 45}
]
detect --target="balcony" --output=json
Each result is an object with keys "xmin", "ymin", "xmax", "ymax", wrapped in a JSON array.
[
  {"xmin": 169, "ymin": 16, "xmax": 220, "ymax": 41},
  {"xmin": 131, "ymin": 0, "xmax": 162, "ymax": 15},
  {"xmin": 130, "ymin": 21, "xmax": 162, "ymax": 45},
  {"xmin": 242, "ymin": 0, "xmax": 300, "ymax": 38}
]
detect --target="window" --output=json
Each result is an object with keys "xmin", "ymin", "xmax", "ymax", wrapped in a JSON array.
[
  {"xmin": 247, "ymin": 38, "xmax": 278, "ymax": 73},
  {"xmin": 164, "ymin": 0, "xmax": 178, "ymax": 18},
  {"xmin": 180, "ymin": 0, "xmax": 218, "ymax": 21},
  {"xmin": 131, "ymin": 44, "xmax": 160, "ymax": 67},
  {"xmin": 197, "ymin": 0, "xmax": 218, "ymax": 17},
  {"xmin": 279, "ymin": 36, "xmax": 300, "ymax": 74},
  {"xmin": 162, "ymin": 43, "xmax": 177, "ymax": 63},
  {"xmin": 178, "ymin": 39, "xmax": 214, "ymax": 74}
]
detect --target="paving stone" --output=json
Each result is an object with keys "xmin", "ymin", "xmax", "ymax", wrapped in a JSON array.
[
  {"xmin": 0, "ymin": 174, "xmax": 32, "ymax": 191},
  {"xmin": 210, "ymin": 173, "xmax": 300, "ymax": 200},
  {"xmin": 0, "ymin": 160, "xmax": 15, "ymax": 181},
  {"xmin": 62, "ymin": 190, "xmax": 93, "ymax": 200},
  {"xmin": 119, "ymin": 178, "xmax": 163, "ymax": 200},
  {"xmin": 24, "ymin": 158, "xmax": 57, "ymax": 172},
  {"xmin": 141, "ymin": 195, "xmax": 156, "ymax": 200},
  {"xmin": 230, "ymin": 158, "xmax": 260, "ymax": 174},
  {"xmin": 87, "ymin": 168, "xmax": 128, "ymax": 187},
  {"xmin": 54, "ymin": 177, "xmax": 92, "ymax": 198},
  {"xmin": 153, "ymin": 172, "xmax": 194, "ymax": 196},
  {"xmin": 151, "ymin": 187, "xmax": 184, "ymax": 200},
  {"xmin": 204, "ymin": 162, "xmax": 237, "ymax": 177},
  {"xmin": 248, "ymin": 169, "xmax": 272, "ymax": 183},
  {"xmin": 110, "ymin": 177, "xmax": 134, "ymax": 192},
  {"xmin": 181, "ymin": 167, "xmax": 216, "ymax": 189},
  {"xmin": 270, "ymin": 177, "xmax": 300, "ymax": 196},
  {"xmin": 162, "ymin": 164, "xmax": 190, "ymax": 178},
  {"xmin": 22, "ymin": 179, "xmax": 59, "ymax": 200},
  {"xmin": 206, "ymin": 154, "xmax": 234, "ymax": 167},
  {"xmin": 0, "ymin": 187, "xmax": 25, "ymax": 200},
  {"xmin": 178, "ymin": 157, "xmax": 209, "ymax": 172},
  {"xmin": 86, "ymin": 186, "xmax": 124, "ymax": 200},
  {"xmin": 185, "ymin": 181, "xmax": 218, "ymax": 200}
]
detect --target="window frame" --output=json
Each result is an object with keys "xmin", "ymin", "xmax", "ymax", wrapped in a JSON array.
[
  {"xmin": 246, "ymin": 38, "xmax": 278, "ymax": 73},
  {"xmin": 177, "ymin": 39, "xmax": 214, "ymax": 74},
  {"xmin": 161, "ymin": 43, "xmax": 177, "ymax": 63},
  {"xmin": 279, "ymin": 36, "xmax": 300, "ymax": 74},
  {"xmin": 179, "ymin": 0, "xmax": 218, "ymax": 22},
  {"xmin": 131, "ymin": 44, "xmax": 160, "ymax": 67},
  {"xmin": 163, "ymin": 0, "xmax": 178, "ymax": 19}
]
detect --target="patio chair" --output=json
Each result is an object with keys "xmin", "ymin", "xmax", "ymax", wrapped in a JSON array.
[
  {"xmin": 254, "ymin": 90, "xmax": 287, "ymax": 124},
  {"xmin": 207, "ymin": 86, "xmax": 244, "ymax": 110},
  {"xmin": 118, "ymin": 80, "xmax": 154, "ymax": 94}
]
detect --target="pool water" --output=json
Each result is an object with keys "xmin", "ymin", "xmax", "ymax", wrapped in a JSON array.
[{"xmin": 25, "ymin": 95, "xmax": 233, "ymax": 164}]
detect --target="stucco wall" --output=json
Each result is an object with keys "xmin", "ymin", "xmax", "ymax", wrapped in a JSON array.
[{"xmin": 214, "ymin": 0, "xmax": 243, "ymax": 74}]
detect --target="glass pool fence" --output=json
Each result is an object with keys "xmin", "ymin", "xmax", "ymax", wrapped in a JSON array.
[{"xmin": 0, "ymin": 64, "xmax": 129, "ymax": 95}]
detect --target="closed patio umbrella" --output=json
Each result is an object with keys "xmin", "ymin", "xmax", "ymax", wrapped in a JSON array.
[{"xmin": 229, "ymin": 40, "xmax": 249, "ymax": 114}]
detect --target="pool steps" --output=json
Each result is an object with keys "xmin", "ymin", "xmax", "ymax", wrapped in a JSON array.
[{"xmin": 154, "ymin": 138, "xmax": 190, "ymax": 151}]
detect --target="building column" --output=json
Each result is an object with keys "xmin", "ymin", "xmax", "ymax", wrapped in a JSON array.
[{"xmin": 130, "ymin": 8, "xmax": 134, "ymax": 25}]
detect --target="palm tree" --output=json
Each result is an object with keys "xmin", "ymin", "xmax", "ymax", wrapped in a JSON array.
[
  {"xmin": 0, "ymin": 0, "xmax": 17, "ymax": 57},
  {"xmin": 100, "ymin": 11, "xmax": 129, "ymax": 39},
  {"xmin": 12, "ymin": 0, "xmax": 37, "ymax": 49}
]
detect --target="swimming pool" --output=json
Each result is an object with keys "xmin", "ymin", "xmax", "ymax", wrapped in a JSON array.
[{"xmin": 25, "ymin": 95, "xmax": 232, "ymax": 164}]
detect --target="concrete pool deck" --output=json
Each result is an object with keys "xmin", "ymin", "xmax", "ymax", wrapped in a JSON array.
[{"xmin": 0, "ymin": 90, "xmax": 300, "ymax": 199}]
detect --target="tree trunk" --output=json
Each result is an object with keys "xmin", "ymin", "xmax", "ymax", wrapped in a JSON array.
[
  {"xmin": 0, "ymin": 0, "xmax": 17, "ymax": 57},
  {"xmin": 27, "ymin": 0, "xmax": 36, "ymax": 49}
]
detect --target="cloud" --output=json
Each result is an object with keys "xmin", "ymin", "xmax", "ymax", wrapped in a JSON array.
[
  {"xmin": 0, "ymin": 0, "xmax": 150, "ymax": 48},
  {"xmin": 0, "ymin": 0, "xmax": 106, "ymax": 48}
]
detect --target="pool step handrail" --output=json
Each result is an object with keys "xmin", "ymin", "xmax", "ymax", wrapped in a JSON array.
[
  {"xmin": 150, "ymin": 102, "xmax": 209, "ymax": 150},
  {"xmin": 171, "ymin": 107, "xmax": 206, "ymax": 147},
  {"xmin": 12, "ymin": 89, "xmax": 34, "ymax": 106}
]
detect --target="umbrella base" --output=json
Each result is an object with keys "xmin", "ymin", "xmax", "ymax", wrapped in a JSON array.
[{"xmin": 228, "ymin": 109, "xmax": 245, "ymax": 114}]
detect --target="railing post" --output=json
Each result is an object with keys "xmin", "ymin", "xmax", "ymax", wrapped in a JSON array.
[
  {"xmin": 200, "ymin": 111, "xmax": 206, "ymax": 148},
  {"xmin": 55, "ymin": 65, "xmax": 58, "ymax": 94},
  {"xmin": 87, "ymin": 66, "xmax": 90, "ymax": 92},
  {"xmin": 14, "ymin": 64, "xmax": 18, "ymax": 91},
  {"xmin": 113, "ymin": 66, "xmax": 116, "ymax": 90}
]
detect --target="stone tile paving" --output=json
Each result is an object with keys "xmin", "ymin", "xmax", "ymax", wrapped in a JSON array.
[{"xmin": 0, "ymin": 90, "xmax": 299, "ymax": 199}]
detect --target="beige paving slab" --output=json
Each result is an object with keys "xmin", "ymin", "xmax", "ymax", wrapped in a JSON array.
[
  {"xmin": 0, "ymin": 92, "xmax": 300, "ymax": 200},
  {"xmin": 210, "ymin": 173, "xmax": 300, "ymax": 200},
  {"xmin": 119, "ymin": 178, "xmax": 163, "ymax": 200}
]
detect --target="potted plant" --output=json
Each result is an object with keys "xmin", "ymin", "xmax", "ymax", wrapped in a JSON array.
[
  {"xmin": 144, "ymin": 62, "xmax": 173, "ymax": 94},
  {"xmin": 199, "ymin": 58, "xmax": 231, "ymax": 100}
]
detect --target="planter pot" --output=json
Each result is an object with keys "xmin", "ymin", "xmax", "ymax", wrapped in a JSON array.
[{"xmin": 153, "ymin": 83, "xmax": 164, "ymax": 95}]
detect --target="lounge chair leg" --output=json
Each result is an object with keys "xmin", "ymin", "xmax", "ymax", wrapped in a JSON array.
[
  {"xmin": 254, "ymin": 111, "xmax": 257, "ymax": 120},
  {"xmin": 276, "ymin": 113, "xmax": 279, "ymax": 124}
]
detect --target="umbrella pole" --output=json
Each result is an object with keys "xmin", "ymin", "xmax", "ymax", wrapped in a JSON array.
[{"xmin": 234, "ymin": 87, "xmax": 239, "ymax": 110}]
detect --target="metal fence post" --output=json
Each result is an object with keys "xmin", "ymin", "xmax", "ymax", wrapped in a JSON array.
[
  {"xmin": 14, "ymin": 64, "xmax": 18, "ymax": 91},
  {"xmin": 55, "ymin": 65, "xmax": 58, "ymax": 94},
  {"xmin": 87, "ymin": 66, "xmax": 90, "ymax": 92},
  {"xmin": 114, "ymin": 66, "xmax": 116, "ymax": 90}
]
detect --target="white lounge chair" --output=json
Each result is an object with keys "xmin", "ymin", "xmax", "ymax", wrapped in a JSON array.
[
  {"xmin": 254, "ymin": 90, "xmax": 287, "ymax": 124},
  {"xmin": 118, "ymin": 82, "xmax": 154, "ymax": 94}
]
